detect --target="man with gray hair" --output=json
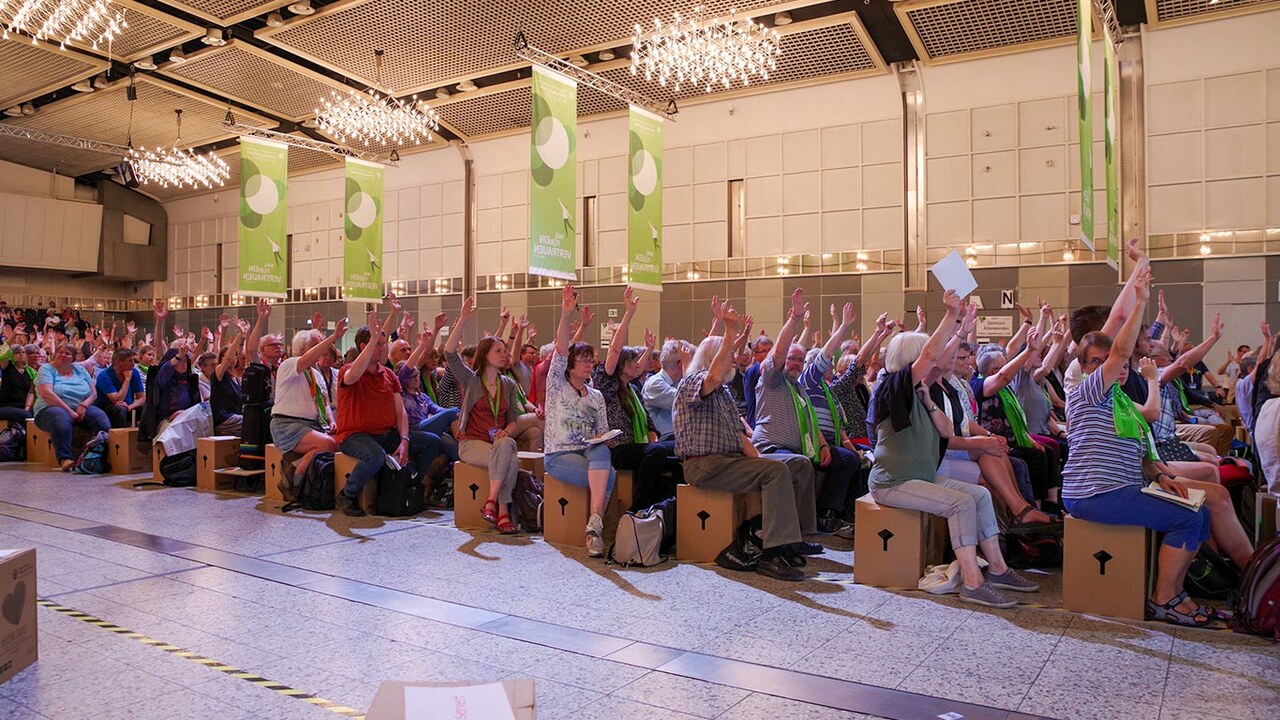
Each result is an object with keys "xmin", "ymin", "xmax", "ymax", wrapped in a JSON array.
[
  {"xmin": 643, "ymin": 337, "xmax": 694, "ymax": 440},
  {"xmin": 1236, "ymin": 353, "xmax": 1259, "ymax": 432}
]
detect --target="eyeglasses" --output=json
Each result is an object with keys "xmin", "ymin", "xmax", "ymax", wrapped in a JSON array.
[{"xmin": 1082, "ymin": 356, "xmax": 1106, "ymax": 368}]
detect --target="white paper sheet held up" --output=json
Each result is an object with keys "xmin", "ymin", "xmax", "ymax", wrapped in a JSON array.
[
  {"xmin": 929, "ymin": 251, "xmax": 978, "ymax": 299},
  {"xmin": 404, "ymin": 683, "xmax": 516, "ymax": 720}
]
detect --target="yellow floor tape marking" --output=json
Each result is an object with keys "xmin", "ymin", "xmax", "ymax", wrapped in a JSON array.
[{"xmin": 36, "ymin": 599, "xmax": 366, "ymax": 719}]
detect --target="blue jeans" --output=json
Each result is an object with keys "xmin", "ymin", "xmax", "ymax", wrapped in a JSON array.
[
  {"xmin": 1064, "ymin": 484, "xmax": 1210, "ymax": 551},
  {"xmin": 339, "ymin": 430, "xmax": 436, "ymax": 497},
  {"xmin": 35, "ymin": 405, "xmax": 110, "ymax": 462},
  {"xmin": 0, "ymin": 406, "xmax": 31, "ymax": 425},
  {"xmin": 545, "ymin": 444, "xmax": 616, "ymax": 502},
  {"xmin": 415, "ymin": 408, "xmax": 459, "ymax": 462}
]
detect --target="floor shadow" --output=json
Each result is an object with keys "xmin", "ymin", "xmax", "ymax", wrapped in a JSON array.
[{"xmin": 455, "ymin": 532, "xmax": 537, "ymax": 560}]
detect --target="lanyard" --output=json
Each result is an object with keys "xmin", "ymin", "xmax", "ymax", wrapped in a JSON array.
[
  {"xmin": 485, "ymin": 377, "xmax": 502, "ymax": 421},
  {"xmin": 786, "ymin": 380, "xmax": 821, "ymax": 462},
  {"xmin": 303, "ymin": 369, "xmax": 330, "ymax": 427}
]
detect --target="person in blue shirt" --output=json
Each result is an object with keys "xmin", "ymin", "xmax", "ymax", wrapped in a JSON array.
[
  {"xmin": 35, "ymin": 343, "xmax": 110, "ymax": 470},
  {"xmin": 94, "ymin": 348, "xmax": 145, "ymax": 428}
]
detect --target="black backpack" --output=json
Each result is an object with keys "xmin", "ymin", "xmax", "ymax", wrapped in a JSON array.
[
  {"xmin": 513, "ymin": 469, "xmax": 543, "ymax": 532},
  {"xmin": 716, "ymin": 514, "xmax": 763, "ymax": 572},
  {"xmin": 239, "ymin": 403, "xmax": 270, "ymax": 470},
  {"xmin": 242, "ymin": 362, "xmax": 272, "ymax": 405},
  {"xmin": 1185, "ymin": 545, "xmax": 1241, "ymax": 601},
  {"xmin": 283, "ymin": 451, "xmax": 335, "ymax": 512},
  {"xmin": 375, "ymin": 463, "xmax": 427, "ymax": 517},
  {"xmin": 0, "ymin": 421, "xmax": 25, "ymax": 462},
  {"xmin": 158, "ymin": 450, "xmax": 197, "ymax": 486}
]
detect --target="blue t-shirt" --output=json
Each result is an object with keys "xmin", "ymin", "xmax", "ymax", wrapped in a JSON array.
[
  {"xmin": 33, "ymin": 363, "xmax": 95, "ymax": 414},
  {"xmin": 94, "ymin": 366, "xmax": 144, "ymax": 407}
]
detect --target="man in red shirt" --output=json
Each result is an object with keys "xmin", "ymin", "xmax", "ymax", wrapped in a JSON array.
[{"xmin": 335, "ymin": 309, "xmax": 432, "ymax": 517}]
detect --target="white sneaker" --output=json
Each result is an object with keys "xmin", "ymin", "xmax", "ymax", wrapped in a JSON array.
[{"xmin": 585, "ymin": 513, "xmax": 604, "ymax": 557}]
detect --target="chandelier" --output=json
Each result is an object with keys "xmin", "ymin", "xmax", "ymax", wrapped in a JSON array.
[
  {"xmin": 315, "ymin": 49, "xmax": 440, "ymax": 148},
  {"xmin": 0, "ymin": 0, "xmax": 127, "ymax": 50},
  {"xmin": 127, "ymin": 109, "xmax": 231, "ymax": 190},
  {"xmin": 631, "ymin": 5, "xmax": 781, "ymax": 93}
]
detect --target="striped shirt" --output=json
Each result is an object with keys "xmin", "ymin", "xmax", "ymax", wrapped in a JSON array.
[
  {"xmin": 1061, "ymin": 369, "xmax": 1146, "ymax": 500},
  {"xmin": 750, "ymin": 355, "xmax": 808, "ymax": 452},
  {"xmin": 800, "ymin": 354, "xmax": 844, "ymax": 443}
]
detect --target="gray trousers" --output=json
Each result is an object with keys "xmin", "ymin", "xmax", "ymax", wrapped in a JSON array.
[
  {"xmin": 871, "ymin": 476, "xmax": 999, "ymax": 549},
  {"xmin": 682, "ymin": 454, "xmax": 806, "ymax": 550},
  {"xmin": 459, "ymin": 437, "xmax": 520, "ymax": 505}
]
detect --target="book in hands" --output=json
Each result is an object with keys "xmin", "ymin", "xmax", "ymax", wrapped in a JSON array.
[
  {"xmin": 584, "ymin": 429, "xmax": 623, "ymax": 446},
  {"xmin": 1141, "ymin": 483, "xmax": 1206, "ymax": 511}
]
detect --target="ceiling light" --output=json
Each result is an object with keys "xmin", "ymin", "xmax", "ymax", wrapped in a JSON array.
[
  {"xmin": 71, "ymin": 79, "xmax": 94, "ymax": 92},
  {"xmin": 1062, "ymin": 243, "xmax": 1075, "ymax": 262},
  {"xmin": 456, "ymin": 79, "xmax": 476, "ymax": 92},
  {"xmin": 201, "ymin": 27, "xmax": 226, "ymax": 45},
  {"xmin": 597, "ymin": 49, "xmax": 615, "ymax": 61},
  {"xmin": 20, "ymin": 103, "xmax": 35, "ymax": 115},
  {"xmin": 631, "ymin": 6, "xmax": 781, "ymax": 93},
  {"xmin": 434, "ymin": 87, "xmax": 449, "ymax": 99},
  {"xmin": 265, "ymin": 11, "xmax": 283, "ymax": 27},
  {"xmin": 3, "ymin": 106, "xmax": 22, "ymax": 117},
  {"xmin": 315, "ymin": 49, "xmax": 440, "ymax": 148},
  {"xmin": 568, "ymin": 54, "xmax": 588, "ymax": 67},
  {"xmin": 0, "ymin": 0, "xmax": 127, "ymax": 50},
  {"xmin": 1199, "ymin": 242, "xmax": 1212, "ymax": 255},
  {"xmin": 168, "ymin": 47, "xmax": 185, "ymax": 63},
  {"xmin": 299, "ymin": 117, "xmax": 317, "ymax": 128},
  {"xmin": 773, "ymin": 11, "xmax": 792, "ymax": 25},
  {"xmin": 127, "ymin": 109, "xmax": 231, "ymax": 190},
  {"xmin": 133, "ymin": 55, "xmax": 158, "ymax": 70},
  {"xmin": 286, "ymin": 0, "xmax": 312, "ymax": 15},
  {"xmin": 92, "ymin": 73, "xmax": 110, "ymax": 89}
]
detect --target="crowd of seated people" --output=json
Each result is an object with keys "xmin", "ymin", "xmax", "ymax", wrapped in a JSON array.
[{"xmin": 0, "ymin": 255, "xmax": 1271, "ymax": 612}]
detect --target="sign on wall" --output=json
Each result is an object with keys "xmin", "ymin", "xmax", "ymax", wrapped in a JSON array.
[
  {"xmin": 343, "ymin": 157, "xmax": 384, "ymax": 301},
  {"xmin": 977, "ymin": 314, "xmax": 1015, "ymax": 339},
  {"xmin": 237, "ymin": 137, "xmax": 288, "ymax": 298},
  {"xmin": 627, "ymin": 105, "xmax": 663, "ymax": 292},
  {"xmin": 528, "ymin": 65, "xmax": 577, "ymax": 281}
]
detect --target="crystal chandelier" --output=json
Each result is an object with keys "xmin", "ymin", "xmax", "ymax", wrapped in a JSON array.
[
  {"xmin": 631, "ymin": 5, "xmax": 781, "ymax": 93},
  {"xmin": 0, "ymin": 0, "xmax": 127, "ymax": 50},
  {"xmin": 315, "ymin": 49, "xmax": 440, "ymax": 148},
  {"xmin": 127, "ymin": 109, "xmax": 231, "ymax": 190}
]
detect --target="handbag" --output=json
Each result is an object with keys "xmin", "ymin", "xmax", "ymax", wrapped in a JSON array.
[{"xmin": 608, "ymin": 507, "xmax": 668, "ymax": 567}]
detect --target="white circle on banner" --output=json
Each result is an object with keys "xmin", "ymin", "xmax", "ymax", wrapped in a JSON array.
[
  {"xmin": 244, "ymin": 174, "xmax": 278, "ymax": 215},
  {"xmin": 535, "ymin": 116, "xmax": 570, "ymax": 170},
  {"xmin": 348, "ymin": 191, "xmax": 377, "ymax": 229},
  {"xmin": 631, "ymin": 150, "xmax": 657, "ymax": 196}
]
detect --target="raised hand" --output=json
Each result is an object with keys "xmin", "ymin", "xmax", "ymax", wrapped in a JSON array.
[
  {"xmin": 568, "ymin": 319, "xmax": 581, "ymax": 337},
  {"xmin": 1139, "ymin": 356, "xmax": 1158, "ymax": 380},
  {"xmin": 741, "ymin": 315, "xmax": 754, "ymax": 339},
  {"xmin": 561, "ymin": 283, "xmax": 579, "ymax": 312},
  {"xmin": 841, "ymin": 302, "xmax": 856, "ymax": 326},
  {"xmin": 622, "ymin": 286, "xmax": 639, "ymax": 315},
  {"xmin": 527, "ymin": 323, "xmax": 539, "ymax": 341},
  {"xmin": 201, "ymin": 326, "xmax": 212, "ymax": 342},
  {"xmin": 257, "ymin": 298, "xmax": 270, "ymax": 319},
  {"xmin": 1261, "ymin": 320, "xmax": 1272, "ymax": 341},
  {"xmin": 1158, "ymin": 289, "xmax": 1169, "ymax": 318},
  {"xmin": 144, "ymin": 333, "xmax": 153, "ymax": 345},
  {"xmin": 644, "ymin": 327, "xmax": 656, "ymax": 349},
  {"xmin": 581, "ymin": 304, "xmax": 595, "ymax": 327},
  {"xmin": 333, "ymin": 317, "xmax": 348, "ymax": 338},
  {"xmin": 458, "ymin": 296, "xmax": 476, "ymax": 321},
  {"xmin": 710, "ymin": 295, "xmax": 725, "ymax": 322},
  {"xmin": 789, "ymin": 288, "xmax": 805, "ymax": 320},
  {"xmin": 677, "ymin": 342, "xmax": 695, "ymax": 368},
  {"xmin": 1210, "ymin": 311, "xmax": 1223, "ymax": 340},
  {"xmin": 389, "ymin": 292, "xmax": 402, "ymax": 313},
  {"xmin": 1027, "ymin": 328, "xmax": 1043, "ymax": 351},
  {"xmin": 311, "ymin": 312, "xmax": 324, "ymax": 329},
  {"xmin": 722, "ymin": 303, "xmax": 741, "ymax": 330},
  {"xmin": 433, "ymin": 311, "xmax": 448, "ymax": 334},
  {"xmin": 1127, "ymin": 237, "xmax": 1145, "ymax": 264},
  {"xmin": 153, "ymin": 300, "xmax": 167, "ymax": 318},
  {"xmin": 875, "ymin": 312, "xmax": 890, "ymax": 332},
  {"xmin": 172, "ymin": 325, "xmax": 185, "ymax": 338},
  {"xmin": 499, "ymin": 305, "xmax": 511, "ymax": 321},
  {"xmin": 1015, "ymin": 302, "xmax": 1031, "ymax": 322},
  {"xmin": 942, "ymin": 289, "xmax": 963, "ymax": 313},
  {"xmin": 916, "ymin": 305, "xmax": 926, "ymax": 328}
]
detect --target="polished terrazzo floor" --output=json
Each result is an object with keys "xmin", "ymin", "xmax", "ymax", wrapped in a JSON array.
[{"xmin": 0, "ymin": 461, "xmax": 1275, "ymax": 720}]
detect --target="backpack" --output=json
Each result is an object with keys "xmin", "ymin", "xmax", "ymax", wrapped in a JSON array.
[
  {"xmin": 1002, "ymin": 531, "xmax": 1063, "ymax": 569},
  {"xmin": 158, "ymin": 450, "xmax": 197, "ymax": 486},
  {"xmin": 242, "ymin": 362, "xmax": 272, "ymax": 405},
  {"xmin": 239, "ymin": 403, "xmax": 270, "ymax": 470},
  {"xmin": 0, "ymin": 421, "xmax": 25, "ymax": 462},
  {"xmin": 513, "ymin": 469, "xmax": 543, "ymax": 533},
  {"xmin": 715, "ymin": 514, "xmax": 763, "ymax": 572},
  {"xmin": 608, "ymin": 502, "xmax": 671, "ymax": 567},
  {"xmin": 71, "ymin": 431, "xmax": 111, "ymax": 475},
  {"xmin": 1185, "ymin": 545, "xmax": 1242, "ymax": 601},
  {"xmin": 283, "ymin": 451, "xmax": 335, "ymax": 512},
  {"xmin": 375, "ymin": 463, "xmax": 426, "ymax": 517},
  {"xmin": 1231, "ymin": 537, "xmax": 1280, "ymax": 641}
]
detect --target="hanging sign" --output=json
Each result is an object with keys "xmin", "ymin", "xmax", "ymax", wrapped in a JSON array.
[
  {"xmin": 529, "ymin": 65, "xmax": 577, "ymax": 281},
  {"xmin": 237, "ymin": 137, "xmax": 288, "ymax": 298},
  {"xmin": 1077, "ymin": 0, "xmax": 1095, "ymax": 252},
  {"xmin": 627, "ymin": 105, "xmax": 663, "ymax": 292},
  {"xmin": 1103, "ymin": 30, "xmax": 1120, "ymax": 271},
  {"xmin": 343, "ymin": 157, "xmax": 384, "ymax": 301}
]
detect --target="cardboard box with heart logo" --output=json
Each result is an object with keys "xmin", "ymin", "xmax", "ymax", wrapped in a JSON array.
[{"xmin": 0, "ymin": 548, "xmax": 36, "ymax": 686}]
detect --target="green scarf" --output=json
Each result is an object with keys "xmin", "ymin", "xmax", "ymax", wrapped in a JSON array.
[
  {"xmin": 1176, "ymin": 380, "xmax": 1191, "ymax": 413},
  {"xmin": 1112, "ymin": 381, "xmax": 1158, "ymax": 461},
  {"xmin": 24, "ymin": 365, "xmax": 36, "ymax": 382},
  {"xmin": 623, "ymin": 385, "xmax": 649, "ymax": 443},
  {"xmin": 422, "ymin": 369, "xmax": 437, "ymax": 403},
  {"xmin": 787, "ymin": 380, "xmax": 821, "ymax": 462},
  {"xmin": 504, "ymin": 370, "xmax": 528, "ymax": 407},
  {"xmin": 997, "ymin": 386, "xmax": 1032, "ymax": 448},
  {"xmin": 820, "ymin": 382, "xmax": 843, "ymax": 443},
  {"xmin": 303, "ymin": 369, "xmax": 331, "ymax": 427}
]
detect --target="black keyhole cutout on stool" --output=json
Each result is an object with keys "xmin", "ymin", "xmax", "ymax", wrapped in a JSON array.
[
  {"xmin": 1093, "ymin": 550, "xmax": 1113, "ymax": 575},
  {"xmin": 557, "ymin": 497, "xmax": 569, "ymax": 515},
  {"xmin": 877, "ymin": 528, "xmax": 894, "ymax": 552},
  {"xmin": 468, "ymin": 483, "xmax": 480, "ymax": 500},
  {"xmin": 696, "ymin": 510, "xmax": 710, "ymax": 530}
]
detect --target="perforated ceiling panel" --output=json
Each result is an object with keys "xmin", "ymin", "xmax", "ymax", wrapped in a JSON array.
[
  {"xmin": 0, "ymin": 134, "xmax": 120, "ymax": 176},
  {"xmin": 5, "ymin": 76, "xmax": 271, "ymax": 152},
  {"xmin": 69, "ymin": 0, "xmax": 203, "ymax": 62},
  {"xmin": 1147, "ymin": 0, "xmax": 1278, "ymax": 27},
  {"xmin": 436, "ymin": 86, "xmax": 532, "ymax": 139},
  {"xmin": 144, "ymin": 135, "xmax": 344, "ymax": 199},
  {"xmin": 154, "ymin": 0, "xmax": 291, "ymax": 24},
  {"xmin": 258, "ymin": 0, "xmax": 782, "ymax": 94},
  {"xmin": 0, "ymin": 38, "xmax": 109, "ymax": 109},
  {"xmin": 160, "ymin": 41, "xmax": 348, "ymax": 121},
  {"xmin": 898, "ymin": 0, "xmax": 1077, "ymax": 63}
]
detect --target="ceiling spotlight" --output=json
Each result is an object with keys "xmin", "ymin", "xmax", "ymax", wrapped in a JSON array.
[
  {"xmin": 287, "ymin": 0, "xmax": 313, "ymax": 15},
  {"xmin": 201, "ymin": 28, "xmax": 227, "ymax": 46},
  {"xmin": 169, "ymin": 47, "xmax": 186, "ymax": 63},
  {"xmin": 435, "ymin": 87, "xmax": 450, "ymax": 99},
  {"xmin": 133, "ymin": 55, "xmax": 158, "ymax": 70},
  {"xmin": 20, "ymin": 103, "xmax": 36, "ymax": 116},
  {"xmin": 92, "ymin": 73, "xmax": 111, "ymax": 89},
  {"xmin": 265, "ymin": 11, "xmax": 284, "ymax": 27},
  {"xmin": 568, "ymin": 54, "xmax": 588, "ymax": 67},
  {"xmin": 71, "ymin": 79, "xmax": 95, "ymax": 93},
  {"xmin": 456, "ymin": 79, "xmax": 477, "ymax": 92},
  {"xmin": 597, "ymin": 49, "xmax": 615, "ymax": 61},
  {"xmin": 3, "ymin": 106, "xmax": 22, "ymax": 117},
  {"xmin": 774, "ymin": 11, "xmax": 793, "ymax": 25}
]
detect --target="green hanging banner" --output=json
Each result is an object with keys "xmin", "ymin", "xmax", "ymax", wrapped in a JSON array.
[
  {"xmin": 237, "ymin": 136, "xmax": 288, "ymax": 298},
  {"xmin": 343, "ymin": 157, "xmax": 384, "ymax": 301},
  {"xmin": 1103, "ymin": 30, "xmax": 1120, "ymax": 270},
  {"xmin": 627, "ymin": 105, "xmax": 663, "ymax": 292},
  {"xmin": 1077, "ymin": 0, "xmax": 1094, "ymax": 252},
  {"xmin": 529, "ymin": 65, "xmax": 577, "ymax": 281}
]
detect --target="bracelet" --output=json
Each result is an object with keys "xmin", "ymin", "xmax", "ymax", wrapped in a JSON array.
[{"xmin": 1023, "ymin": 319, "xmax": 1033, "ymax": 325}]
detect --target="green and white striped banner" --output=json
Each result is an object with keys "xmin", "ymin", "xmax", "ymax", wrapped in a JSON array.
[
  {"xmin": 1103, "ymin": 29, "xmax": 1120, "ymax": 270},
  {"xmin": 529, "ymin": 65, "xmax": 577, "ymax": 281},
  {"xmin": 237, "ymin": 137, "xmax": 288, "ymax": 298},
  {"xmin": 343, "ymin": 157, "xmax": 384, "ymax": 301},
  {"xmin": 1077, "ymin": 0, "xmax": 1094, "ymax": 252}
]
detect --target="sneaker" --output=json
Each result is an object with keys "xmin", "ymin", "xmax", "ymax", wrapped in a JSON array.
[
  {"xmin": 791, "ymin": 541, "xmax": 824, "ymax": 556},
  {"xmin": 833, "ymin": 523, "xmax": 855, "ymax": 541},
  {"xmin": 755, "ymin": 554, "xmax": 804, "ymax": 581},
  {"xmin": 816, "ymin": 513, "xmax": 843, "ymax": 534},
  {"xmin": 985, "ymin": 568, "xmax": 1040, "ymax": 593},
  {"xmin": 585, "ymin": 513, "xmax": 604, "ymax": 558},
  {"xmin": 780, "ymin": 548, "xmax": 807, "ymax": 568},
  {"xmin": 959, "ymin": 581, "xmax": 1017, "ymax": 609},
  {"xmin": 335, "ymin": 492, "xmax": 364, "ymax": 517}
]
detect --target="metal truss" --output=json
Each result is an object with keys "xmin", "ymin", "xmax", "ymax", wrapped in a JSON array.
[
  {"xmin": 0, "ymin": 124, "xmax": 130, "ymax": 157},
  {"xmin": 222, "ymin": 117, "xmax": 398, "ymax": 165},
  {"xmin": 514, "ymin": 32, "xmax": 678, "ymax": 119},
  {"xmin": 1092, "ymin": 0, "xmax": 1123, "ymax": 44}
]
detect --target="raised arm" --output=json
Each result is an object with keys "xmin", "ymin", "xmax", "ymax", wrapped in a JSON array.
[
  {"xmin": 636, "ymin": 328, "xmax": 657, "ymax": 375},
  {"xmin": 605, "ymin": 286, "xmax": 638, "ymax": 375},
  {"xmin": 406, "ymin": 322, "xmax": 435, "ymax": 370},
  {"xmin": 244, "ymin": 299, "xmax": 270, "ymax": 363},
  {"xmin": 911, "ymin": 290, "xmax": 963, "ymax": 385},
  {"xmin": 1101, "ymin": 267, "xmax": 1152, "ymax": 386},
  {"xmin": 1034, "ymin": 318, "xmax": 1068, "ymax": 383},
  {"xmin": 983, "ymin": 328, "xmax": 1042, "ymax": 396},
  {"xmin": 1100, "ymin": 238, "xmax": 1150, "ymax": 339},
  {"xmin": 555, "ymin": 285, "xmax": 580, "ymax": 355},
  {"xmin": 700, "ymin": 304, "xmax": 743, "ymax": 397},
  {"xmin": 215, "ymin": 326, "xmax": 245, "ymax": 380},
  {"xmin": 1005, "ymin": 314, "xmax": 1032, "ymax": 357},
  {"xmin": 572, "ymin": 305, "xmax": 593, "ymax": 344},
  {"xmin": 493, "ymin": 306, "xmax": 511, "ymax": 339},
  {"xmin": 1161, "ymin": 312, "xmax": 1223, "ymax": 385},
  {"xmin": 1136, "ymin": 357, "xmax": 1162, "ymax": 421},
  {"xmin": 770, "ymin": 288, "xmax": 807, "ymax": 369},
  {"xmin": 822, "ymin": 303, "xmax": 855, "ymax": 361},
  {"xmin": 152, "ymin": 301, "xmax": 167, "ymax": 354},
  {"xmin": 381, "ymin": 294, "xmax": 401, "ymax": 338},
  {"xmin": 299, "ymin": 317, "xmax": 348, "ymax": 373},
  {"xmin": 854, "ymin": 314, "xmax": 893, "ymax": 370},
  {"xmin": 444, "ymin": 299, "xmax": 474, "ymax": 355},
  {"xmin": 343, "ymin": 311, "xmax": 380, "ymax": 385}
]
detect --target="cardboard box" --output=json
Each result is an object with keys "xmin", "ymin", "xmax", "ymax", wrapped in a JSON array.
[
  {"xmin": 543, "ymin": 473, "xmax": 589, "ymax": 547},
  {"xmin": 264, "ymin": 444, "xmax": 286, "ymax": 501},
  {"xmin": 1257, "ymin": 493, "xmax": 1279, "ymax": 544},
  {"xmin": 24, "ymin": 420, "xmax": 45, "ymax": 464},
  {"xmin": 453, "ymin": 463, "xmax": 491, "ymax": 530},
  {"xmin": 367, "ymin": 678, "xmax": 535, "ymax": 720},
  {"xmin": 517, "ymin": 451, "xmax": 544, "ymax": 478},
  {"xmin": 333, "ymin": 452, "xmax": 378, "ymax": 514},
  {"xmin": 675, "ymin": 484, "xmax": 744, "ymax": 563},
  {"xmin": 196, "ymin": 436, "xmax": 240, "ymax": 490},
  {"xmin": 108, "ymin": 428, "xmax": 147, "ymax": 475},
  {"xmin": 0, "ymin": 548, "xmax": 37, "ymax": 686},
  {"xmin": 1063, "ymin": 515, "xmax": 1154, "ymax": 621},
  {"xmin": 853, "ymin": 495, "xmax": 930, "ymax": 589}
]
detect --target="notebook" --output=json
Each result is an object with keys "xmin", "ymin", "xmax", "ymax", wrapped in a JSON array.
[
  {"xmin": 584, "ymin": 429, "xmax": 623, "ymax": 446},
  {"xmin": 1140, "ymin": 483, "xmax": 1206, "ymax": 512}
]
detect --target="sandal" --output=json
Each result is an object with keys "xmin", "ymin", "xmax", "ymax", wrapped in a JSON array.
[
  {"xmin": 1146, "ymin": 591, "xmax": 1216, "ymax": 628},
  {"xmin": 1007, "ymin": 505, "xmax": 1058, "ymax": 533},
  {"xmin": 496, "ymin": 514, "xmax": 517, "ymax": 534},
  {"xmin": 481, "ymin": 500, "xmax": 498, "ymax": 525}
]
